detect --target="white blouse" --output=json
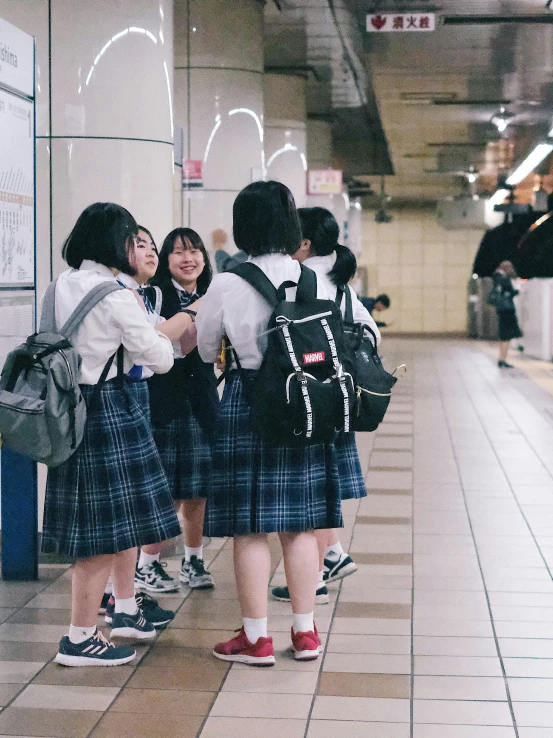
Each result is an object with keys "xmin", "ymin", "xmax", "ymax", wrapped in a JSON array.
[
  {"xmin": 54, "ymin": 260, "xmax": 174, "ymax": 385},
  {"xmin": 303, "ymin": 253, "xmax": 381, "ymax": 345},
  {"xmin": 196, "ymin": 253, "xmax": 330, "ymax": 370}
]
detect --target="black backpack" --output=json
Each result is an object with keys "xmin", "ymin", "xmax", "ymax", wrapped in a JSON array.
[
  {"xmin": 336, "ymin": 286, "xmax": 398, "ymax": 432},
  {"xmin": 228, "ymin": 263, "xmax": 356, "ymax": 447}
]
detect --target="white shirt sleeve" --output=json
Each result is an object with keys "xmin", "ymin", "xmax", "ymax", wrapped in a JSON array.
[
  {"xmin": 109, "ymin": 291, "xmax": 174, "ymax": 374},
  {"xmin": 196, "ymin": 276, "xmax": 226, "ymax": 363},
  {"xmin": 349, "ymin": 286, "xmax": 381, "ymax": 346}
]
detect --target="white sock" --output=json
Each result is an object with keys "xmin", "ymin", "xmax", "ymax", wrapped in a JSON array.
[
  {"xmin": 68, "ymin": 624, "xmax": 96, "ymax": 644},
  {"xmin": 104, "ymin": 578, "xmax": 113, "ymax": 595},
  {"xmin": 324, "ymin": 542, "xmax": 344, "ymax": 562},
  {"xmin": 318, "ymin": 569, "xmax": 325, "ymax": 584},
  {"xmin": 243, "ymin": 617, "xmax": 268, "ymax": 644},
  {"xmin": 293, "ymin": 612, "xmax": 314, "ymax": 634},
  {"xmin": 185, "ymin": 545, "xmax": 203, "ymax": 562},
  {"xmin": 114, "ymin": 596, "xmax": 138, "ymax": 615},
  {"xmin": 138, "ymin": 551, "xmax": 160, "ymax": 569}
]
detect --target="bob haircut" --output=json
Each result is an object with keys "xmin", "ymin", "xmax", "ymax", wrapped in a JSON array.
[
  {"xmin": 152, "ymin": 227, "xmax": 213, "ymax": 296},
  {"xmin": 136, "ymin": 225, "xmax": 158, "ymax": 254},
  {"xmin": 62, "ymin": 202, "xmax": 138, "ymax": 275},
  {"xmin": 297, "ymin": 206, "xmax": 357, "ymax": 286},
  {"xmin": 233, "ymin": 180, "xmax": 301, "ymax": 257}
]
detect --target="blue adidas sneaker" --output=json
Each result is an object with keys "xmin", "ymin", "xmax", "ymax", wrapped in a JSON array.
[
  {"xmin": 55, "ymin": 630, "xmax": 136, "ymax": 667},
  {"xmin": 110, "ymin": 609, "xmax": 156, "ymax": 639}
]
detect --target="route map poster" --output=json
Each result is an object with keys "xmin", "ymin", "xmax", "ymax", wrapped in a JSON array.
[{"xmin": 0, "ymin": 87, "xmax": 34, "ymax": 286}]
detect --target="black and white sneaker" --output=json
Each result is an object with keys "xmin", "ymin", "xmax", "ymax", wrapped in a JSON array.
[
  {"xmin": 98, "ymin": 592, "xmax": 111, "ymax": 615},
  {"xmin": 271, "ymin": 584, "xmax": 329, "ymax": 605},
  {"xmin": 110, "ymin": 609, "xmax": 156, "ymax": 639},
  {"xmin": 135, "ymin": 560, "xmax": 179, "ymax": 593},
  {"xmin": 55, "ymin": 630, "xmax": 136, "ymax": 667},
  {"xmin": 323, "ymin": 554, "xmax": 357, "ymax": 584},
  {"xmin": 105, "ymin": 593, "xmax": 175, "ymax": 628},
  {"xmin": 179, "ymin": 556, "xmax": 215, "ymax": 589}
]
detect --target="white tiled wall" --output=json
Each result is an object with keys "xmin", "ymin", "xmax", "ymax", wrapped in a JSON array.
[{"xmin": 361, "ymin": 209, "xmax": 482, "ymax": 333}]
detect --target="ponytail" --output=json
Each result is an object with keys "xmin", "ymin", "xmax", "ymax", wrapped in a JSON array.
[{"xmin": 328, "ymin": 244, "xmax": 357, "ymax": 286}]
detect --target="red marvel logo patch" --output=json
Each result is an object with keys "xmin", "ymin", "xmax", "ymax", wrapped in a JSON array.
[{"xmin": 303, "ymin": 351, "xmax": 325, "ymax": 365}]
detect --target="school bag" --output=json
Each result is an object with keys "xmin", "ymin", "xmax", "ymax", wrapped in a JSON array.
[
  {"xmin": 228, "ymin": 262, "xmax": 356, "ymax": 447},
  {"xmin": 0, "ymin": 279, "xmax": 124, "ymax": 467},
  {"xmin": 486, "ymin": 279, "xmax": 515, "ymax": 312},
  {"xmin": 336, "ymin": 286, "xmax": 398, "ymax": 432}
]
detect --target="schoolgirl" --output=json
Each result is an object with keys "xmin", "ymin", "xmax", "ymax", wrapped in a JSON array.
[
  {"xmin": 272, "ymin": 207, "xmax": 381, "ymax": 605},
  {"xmin": 43, "ymin": 203, "xmax": 185, "ymax": 667},
  {"xmin": 196, "ymin": 181, "xmax": 343, "ymax": 666},
  {"xmin": 135, "ymin": 228, "xmax": 218, "ymax": 591}
]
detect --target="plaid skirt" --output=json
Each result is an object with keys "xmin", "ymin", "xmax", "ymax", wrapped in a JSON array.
[
  {"xmin": 42, "ymin": 381, "xmax": 182, "ymax": 558},
  {"xmin": 205, "ymin": 371, "xmax": 343, "ymax": 537},
  {"xmin": 152, "ymin": 405, "xmax": 212, "ymax": 500},
  {"xmin": 336, "ymin": 433, "xmax": 367, "ymax": 500},
  {"xmin": 126, "ymin": 379, "xmax": 151, "ymax": 423}
]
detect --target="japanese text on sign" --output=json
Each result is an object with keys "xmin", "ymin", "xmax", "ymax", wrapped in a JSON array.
[
  {"xmin": 366, "ymin": 13, "xmax": 436, "ymax": 32},
  {"xmin": 307, "ymin": 170, "xmax": 343, "ymax": 196}
]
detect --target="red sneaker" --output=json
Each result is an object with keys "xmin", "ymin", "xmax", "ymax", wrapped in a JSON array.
[
  {"xmin": 291, "ymin": 623, "xmax": 322, "ymax": 661},
  {"xmin": 213, "ymin": 627, "xmax": 275, "ymax": 666}
]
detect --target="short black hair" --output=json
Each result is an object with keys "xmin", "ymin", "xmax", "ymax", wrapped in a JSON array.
[
  {"xmin": 152, "ymin": 227, "xmax": 213, "ymax": 296},
  {"xmin": 137, "ymin": 225, "xmax": 158, "ymax": 254},
  {"xmin": 376, "ymin": 293, "xmax": 391, "ymax": 308},
  {"xmin": 233, "ymin": 181, "xmax": 301, "ymax": 257},
  {"xmin": 297, "ymin": 206, "xmax": 357, "ymax": 286},
  {"xmin": 62, "ymin": 202, "xmax": 138, "ymax": 274}
]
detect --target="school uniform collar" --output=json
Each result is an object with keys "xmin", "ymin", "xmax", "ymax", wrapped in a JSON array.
[
  {"xmin": 79, "ymin": 260, "xmax": 118, "ymax": 281},
  {"xmin": 117, "ymin": 272, "xmax": 141, "ymax": 290},
  {"xmin": 303, "ymin": 253, "xmax": 336, "ymax": 271},
  {"xmin": 171, "ymin": 278, "xmax": 198, "ymax": 300}
]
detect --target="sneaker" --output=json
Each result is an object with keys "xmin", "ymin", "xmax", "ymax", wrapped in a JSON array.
[
  {"xmin": 104, "ymin": 594, "xmax": 175, "ymax": 628},
  {"xmin": 98, "ymin": 591, "xmax": 111, "ymax": 615},
  {"xmin": 498, "ymin": 360, "xmax": 514, "ymax": 369},
  {"xmin": 180, "ymin": 556, "xmax": 215, "ymax": 589},
  {"xmin": 291, "ymin": 624, "xmax": 322, "ymax": 661},
  {"xmin": 135, "ymin": 560, "xmax": 179, "ymax": 593},
  {"xmin": 55, "ymin": 630, "xmax": 136, "ymax": 667},
  {"xmin": 213, "ymin": 627, "xmax": 275, "ymax": 666},
  {"xmin": 323, "ymin": 553, "xmax": 357, "ymax": 584},
  {"xmin": 271, "ymin": 584, "xmax": 329, "ymax": 605},
  {"xmin": 110, "ymin": 609, "xmax": 156, "ymax": 640}
]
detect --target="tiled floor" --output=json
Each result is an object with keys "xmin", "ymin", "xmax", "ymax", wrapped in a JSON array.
[{"xmin": 1, "ymin": 337, "xmax": 553, "ymax": 737}]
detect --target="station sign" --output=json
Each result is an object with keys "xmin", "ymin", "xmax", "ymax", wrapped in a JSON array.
[
  {"xmin": 182, "ymin": 159, "xmax": 203, "ymax": 189},
  {"xmin": 366, "ymin": 13, "xmax": 436, "ymax": 32},
  {"xmin": 0, "ymin": 18, "xmax": 34, "ymax": 97},
  {"xmin": 307, "ymin": 170, "xmax": 343, "ymax": 196}
]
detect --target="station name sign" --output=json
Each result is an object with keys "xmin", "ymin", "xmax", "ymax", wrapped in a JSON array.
[
  {"xmin": 366, "ymin": 13, "xmax": 436, "ymax": 32},
  {"xmin": 0, "ymin": 18, "xmax": 33, "ymax": 97}
]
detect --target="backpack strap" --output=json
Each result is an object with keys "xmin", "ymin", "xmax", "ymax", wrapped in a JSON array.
[
  {"xmin": 229, "ymin": 263, "xmax": 280, "ymax": 307},
  {"xmin": 153, "ymin": 286, "xmax": 163, "ymax": 315},
  {"xmin": 39, "ymin": 280, "xmax": 59, "ymax": 333},
  {"xmin": 59, "ymin": 282, "xmax": 125, "ymax": 337},
  {"xmin": 295, "ymin": 264, "xmax": 317, "ymax": 302},
  {"xmin": 335, "ymin": 285, "xmax": 354, "ymax": 323}
]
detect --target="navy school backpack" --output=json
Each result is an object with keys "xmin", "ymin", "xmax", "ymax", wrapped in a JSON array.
[{"xmin": 227, "ymin": 262, "xmax": 356, "ymax": 447}]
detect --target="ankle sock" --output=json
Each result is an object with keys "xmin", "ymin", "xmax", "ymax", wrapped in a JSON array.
[
  {"xmin": 318, "ymin": 569, "xmax": 325, "ymax": 584},
  {"xmin": 185, "ymin": 545, "xmax": 203, "ymax": 562},
  {"xmin": 293, "ymin": 612, "xmax": 314, "ymax": 634},
  {"xmin": 104, "ymin": 578, "xmax": 113, "ymax": 595},
  {"xmin": 68, "ymin": 624, "xmax": 96, "ymax": 644},
  {"xmin": 324, "ymin": 542, "xmax": 344, "ymax": 562},
  {"xmin": 243, "ymin": 617, "xmax": 268, "ymax": 643},
  {"xmin": 114, "ymin": 596, "xmax": 138, "ymax": 616},
  {"xmin": 138, "ymin": 551, "xmax": 160, "ymax": 569}
]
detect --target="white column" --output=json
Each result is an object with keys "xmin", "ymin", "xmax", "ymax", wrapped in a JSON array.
[
  {"xmin": 265, "ymin": 74, "xmax": 308, "ymax": 209},
  {"xmin": 174, "ymin": 0, "xmax": 264, "ymax": 250},
  {"xmin": 0, "ymin": 0, "xmax": 175, "ymax": 291}
]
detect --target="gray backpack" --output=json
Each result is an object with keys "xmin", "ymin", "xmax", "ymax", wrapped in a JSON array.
[{"xmin": 0, "ymin": 280, "xmax": 124, "ymax": 467}]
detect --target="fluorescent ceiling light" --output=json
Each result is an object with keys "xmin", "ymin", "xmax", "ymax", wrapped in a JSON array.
[
  {"xmin": 488, "ymin": 188, "xmax": 509, "ymax": 206},
  {"xmin": 506, "ymin": 143, "xmax": 553, "ymax": 186}
]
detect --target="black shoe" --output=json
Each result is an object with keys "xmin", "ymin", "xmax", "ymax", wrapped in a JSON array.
[
  {"xmin": 135, "ymin": 592, "xmax": 175, "ymax": 628},
  {"xmin": 55, "ymin": 630, "xmax": 135, "ymax": 667},
  {"xmin": 271, "ymin": 584, "xmax": 329, "ymax": 604},
  {"xmin": 323, "ymin": 554, "xmax": 358, "ymax": 584},
  {"xmin": 180, "ymin": 556, "xmax": 215, "ymax": 589},
  {"xmin": 110, "ymin": 609, "xmax": 156, "ymax": 640},
  {"xmin": 498, "ymin": 360, "xmax": 514, "ymax": 369},
  {"xmin": 98, "ymin": 592, "xmax": 111, "ymax": 615},
  {"xmin": 135, "ymin": 560, "xmax": 179, "ymax": 593}
]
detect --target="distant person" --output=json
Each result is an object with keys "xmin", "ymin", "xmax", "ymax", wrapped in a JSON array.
[
  {"xmin": 491, "ymin": 260, "xmax": 522, "ymax": 369},
  {"xmin": 212, "ymin": 228, "xmax": 247, "ymax": 272},
  {"xmin": 360, "ymin": 293, "xmax": 391, "ymax": 327}
]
